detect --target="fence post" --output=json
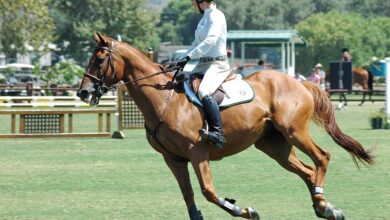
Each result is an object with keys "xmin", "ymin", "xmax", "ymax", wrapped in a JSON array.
[
  {"xmin": 112, "ymin": 86, "xmax": 125, "ymax": 138},
  {"xmin": 11, "ymin": 114, "xmax": 16, "ymax": 133},
  {"xmin": 68, "ymin": 114, "xmax": 73, "ymax": 133}
]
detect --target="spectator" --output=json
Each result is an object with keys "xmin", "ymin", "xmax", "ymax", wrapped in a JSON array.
[
  {"xmin": 294, "ymin": 68, "xmax": 306, "ymax": 82},
  {"xmin": 307, "ymin": 68, "xmax": 321, "ymax": 85},
  {"xmin": 26, "ymin": 81, "xmax": 33, "ymax": 96},
  {"xmin": 254, "ymin": 60, "xmax": 265, "ymax": 70},
  {"xmin": 315, "ymin": 63, "xmax": 326, "ymax": 89}
]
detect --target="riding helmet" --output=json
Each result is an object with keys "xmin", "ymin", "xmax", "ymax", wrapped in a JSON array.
[{"xmin": 195, "ymin": 0, "xmax": 213, "ymax": 14}]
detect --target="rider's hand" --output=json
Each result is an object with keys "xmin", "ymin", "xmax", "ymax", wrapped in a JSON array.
[
  {"xmin": 169, "ymin": 56, "xmax": 190, "ymax": 69},
  {"xmin": 177, "ymin": 56, "xmax": 190, "ymax": 68}
]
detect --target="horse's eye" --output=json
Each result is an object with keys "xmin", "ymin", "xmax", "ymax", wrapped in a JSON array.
[{"xmin": 96, "ymin": 56, "xmax": 105, "ymax": 64}]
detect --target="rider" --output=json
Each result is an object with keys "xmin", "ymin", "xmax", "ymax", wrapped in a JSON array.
[
  {"xmin": 170, "ymin": 0, "xmax": 230, "ymax": 149},
  {"xmin": 341, "ymin": 48, "xmax": 352, "ymax": 61}
]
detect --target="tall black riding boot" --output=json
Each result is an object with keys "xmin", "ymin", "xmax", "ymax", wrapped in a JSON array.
[{"xmin": 199, "ymin": 95, "xmax": 225, "ymax": 150}]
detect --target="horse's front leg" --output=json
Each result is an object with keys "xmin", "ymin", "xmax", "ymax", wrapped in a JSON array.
[
  {"xmin": 359, "ymin": 92, "xmax": 366, "ymax": 106},
  {"xmin": 163, "ymin": 156, "xmax": 203, "ymax": 220},
  {"xmin": 189, "ymin": 146, "xmax": 260, "ymax": 220}
]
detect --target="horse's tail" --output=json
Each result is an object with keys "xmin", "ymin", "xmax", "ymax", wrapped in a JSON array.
[{"xmin": 302, "ymin": 81, "xmax": 374, "ymax": 166}]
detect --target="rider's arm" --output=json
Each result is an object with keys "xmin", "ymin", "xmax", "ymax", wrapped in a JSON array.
[{"xmin": 186, "ymin": 10, "xmax": 225, "ymax": 59}]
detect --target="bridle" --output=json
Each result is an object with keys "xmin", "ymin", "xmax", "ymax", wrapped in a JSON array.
[
  {"xmin": 84, "ymin": 40, "xmax": 118, "ymax": 99},
  {"xmin": 84, "ymin": 40, "xmax": 180, "ymax": 98}
]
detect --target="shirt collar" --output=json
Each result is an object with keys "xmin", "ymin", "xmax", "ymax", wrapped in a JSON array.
[{"xmin": 204, "ymin": 5, "xmax": 216, "ymax": 14}]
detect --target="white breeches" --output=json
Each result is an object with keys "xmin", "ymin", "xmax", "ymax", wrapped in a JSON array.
[{"xmin": 192, "ymin": 60, "xmax": 231, "ymax": 100}]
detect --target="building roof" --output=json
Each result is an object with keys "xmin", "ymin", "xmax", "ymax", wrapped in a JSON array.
[
  {"xmin": 227, "ymin": 30, "xmax": 306, "ymax": 45},
  {"xmin": 4, "ymin": 63, "xmax": 35, "ymax": 69}
]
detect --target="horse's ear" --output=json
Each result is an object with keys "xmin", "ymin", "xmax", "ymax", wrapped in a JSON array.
[{"xmin": 94, "ymin": 32, "xmax": 107, "ymax": 45}]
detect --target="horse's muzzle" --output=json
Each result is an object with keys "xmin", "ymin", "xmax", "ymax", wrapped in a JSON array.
[
  {"xmin": 77, "ymin": 90, "xmax": 89, "ymax": 100},
  {"xmin": 77, "ymin": 88, "xmax": 99, "ymax": 106}
]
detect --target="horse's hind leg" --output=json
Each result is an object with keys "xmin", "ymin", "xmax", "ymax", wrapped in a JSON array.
[
  {"xmin": 255, "ymin": 129, "xmax": 316, "ymax": 197},
  {"xmin": 256, "ymin": 128, "xmax": 344, "ymax": 220},
  {"xmin": 289, "ymin": 130, "xmax": 345, "ymax": 220}
]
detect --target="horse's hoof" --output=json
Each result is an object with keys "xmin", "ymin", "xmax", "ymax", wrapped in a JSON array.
[
  {"xmin": 248, "ymin": 207, "xmax": 260, "ymax": 220},
  {"xmin": 314, "ymin": 202, "xmax": 344, "ymax": 220},
  {"xmin": 188, "ymin": 204, "xmax": 203, "ymax": 220}
]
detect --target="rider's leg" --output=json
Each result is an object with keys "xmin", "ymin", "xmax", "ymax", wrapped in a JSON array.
[
  {"xmin": 199, "ymin": 95, "xmax": 225, "ymax": 149},
  {"xmin": 196, "ymin": 61, "xmax": 230, "ymax": 149}
]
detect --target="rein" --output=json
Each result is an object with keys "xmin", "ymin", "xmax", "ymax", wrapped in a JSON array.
[
  {"xmin": 85, "ymin": 66, "xmax": 179, "ymax": 92},
  {"xmin": 121, "ymin": 66, "xmax": 180, "ymax": 85},
  {"xmin": 84, "ymin": 39, "xmax": 180, "ymax": 90},
  {"xmin": 85, "ymin": 41, "xmax": 187, "ymax": 162}
]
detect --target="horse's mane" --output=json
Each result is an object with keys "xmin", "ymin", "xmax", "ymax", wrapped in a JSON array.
[
  {"xmin": 108, "ymin": 37, "xmax": 174, "ymax": 78},
  {"xmin": 109, "ymin": 38, "xmax": 166, "ymax": 72}
]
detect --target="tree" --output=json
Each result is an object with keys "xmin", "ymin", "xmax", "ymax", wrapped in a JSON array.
[
  {"xmin": 0, "ymin": 0, "xmax": 53, "ymax": 63},
  {"xmin": 50, "ymin": 0, "xmax": 158, "ymax": 65},
  {"xmin": 158, "ymin": 0, "xmax": 314, "ymax": 46},
  {"xmin": 369, "ymin": 17, "xmax": 390, "ymax": 57},
  {"xmin": 349, "ymin": 0, "xmax": 390, "ymax": 17},
  {"xmin": 295, "ymin": 11, "xmax": 388, "ymax": 73},
  {"xmin": 218, "ymin": 0, "xmax": 314, "ymax": 30},
  {"xmin": 45, "ymin": 59, "xmax": 84, "ymax": 86},
  {"xmin": 314, "ymin": 0, "xmax": 351, "ymax": 13},
  {"xmin": 158, "ymin": 0, "xmax": 201, "ymax": 45}
]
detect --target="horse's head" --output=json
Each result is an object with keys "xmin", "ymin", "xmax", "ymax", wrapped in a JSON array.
[{"xmin": 77, "ymin": 32, "xmax": 124, "ymax": 106}]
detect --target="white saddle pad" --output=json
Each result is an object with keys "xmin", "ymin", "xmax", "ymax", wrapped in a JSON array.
[{"xmin": 219, "ymin": 75, "xmax": 255, "ymax": 108}]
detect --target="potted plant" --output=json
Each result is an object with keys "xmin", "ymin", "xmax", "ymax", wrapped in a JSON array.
[
  {"xmin": 384, "ymin": 116, "xmax": 390, "ymax": 129},
  {"xmin": 370, "ymin": 109, "xmax": 385, "ymax": 129}
]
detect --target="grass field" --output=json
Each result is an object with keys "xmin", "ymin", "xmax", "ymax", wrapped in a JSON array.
[{"xmin": 0, "ymin": 102, "xmax": 389, "ymax": 220}]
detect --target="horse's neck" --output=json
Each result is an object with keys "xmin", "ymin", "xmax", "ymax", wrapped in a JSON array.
[
  {"xmin": 125, "ymin": 65, "xmax": 173, "ymax": 126},
  {"xmin": 120, "ymin": 44, "xmax": 174, "ymax": 126}
]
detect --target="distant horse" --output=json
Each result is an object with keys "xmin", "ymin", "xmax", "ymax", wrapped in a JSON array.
[
  {"xmin": 77, "ymin": 33, "xmax": 374, "ymax": 220},
  {"xmin": 353, "ymin": 67, "xmax": 374, "ymax": 105}
]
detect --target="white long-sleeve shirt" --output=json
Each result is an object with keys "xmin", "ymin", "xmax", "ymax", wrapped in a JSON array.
[{"xmin": 185, "ymin": 5, "xmax": 227, "ymax": 59}]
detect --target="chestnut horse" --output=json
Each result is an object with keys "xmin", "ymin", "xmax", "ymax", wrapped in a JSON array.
[
  {"xmin": 353, "ymin": 67, "xmax": 374, "ymax": 105},
  {"xmin": 77, "ymin": 33, "xmax": 374, "ymax": 220}
]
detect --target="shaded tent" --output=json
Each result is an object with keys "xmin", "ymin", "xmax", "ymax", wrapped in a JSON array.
[{"xmin": 227, "ymin": 30, "xmax": 306, "ymax": 75}]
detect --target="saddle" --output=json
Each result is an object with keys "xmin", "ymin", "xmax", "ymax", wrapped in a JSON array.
[{"xmin": 179, "ymin": 70, "xmax": 255, "ymax": 108}]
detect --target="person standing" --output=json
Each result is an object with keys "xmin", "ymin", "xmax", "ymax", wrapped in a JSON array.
[
  {"xmin": 168, "ymin": 0, "xmax": 229, "ymax": 149},
  {"xmin": 307, "ymin": 68, "xmax": 321, "ymax": 85},
  {"xmin": 254, "ymin": 60, "xmax": 265, "ymax": 70},
  {"xmin": 315, "ymin": 63, "xmax": 326, "ymax": 90},
  {"xmin": 293, "ymin": 68, "xmax": 306, "ymax": 82}
]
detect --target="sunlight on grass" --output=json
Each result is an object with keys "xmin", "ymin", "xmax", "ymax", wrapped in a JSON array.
[{"xmin": 0, "ymin": 102, "xmax": 389, "ymax": 219}]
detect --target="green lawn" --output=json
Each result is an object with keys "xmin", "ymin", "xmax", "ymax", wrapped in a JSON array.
[{"xmin": 0, "ymin": 102, "xmax": 389, "ymax": 220}]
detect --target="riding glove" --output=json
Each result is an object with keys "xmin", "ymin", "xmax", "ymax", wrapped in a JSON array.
[{"xmin": 171, "ymin": 56, "xmax": 190, "ymax": 69}]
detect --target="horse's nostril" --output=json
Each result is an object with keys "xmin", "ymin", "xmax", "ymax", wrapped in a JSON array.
[{"xmin": 77, "ymin": 90, "xmax": 89, "ymax": 99}]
